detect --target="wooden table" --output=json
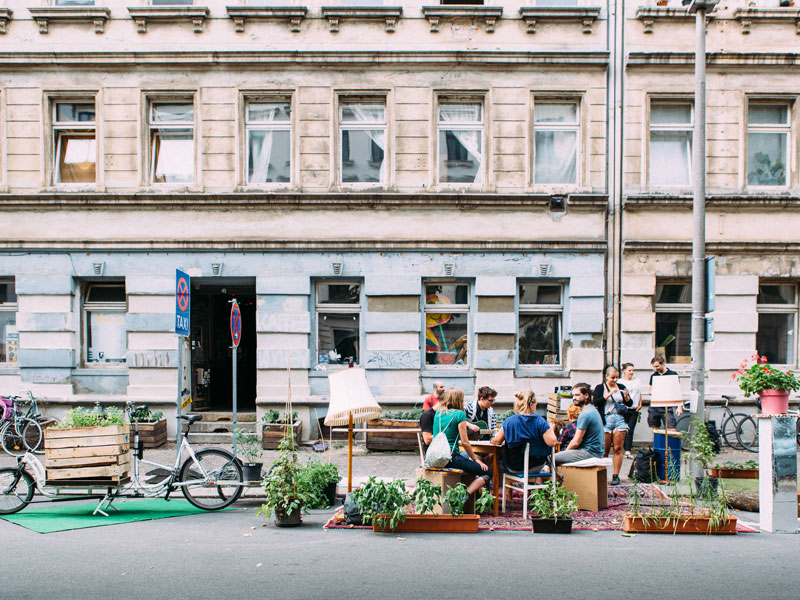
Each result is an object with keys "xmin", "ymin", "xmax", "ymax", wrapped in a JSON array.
[{"xmin": 459, "ymin": 439, "xmax": 502, "ymax": 516}]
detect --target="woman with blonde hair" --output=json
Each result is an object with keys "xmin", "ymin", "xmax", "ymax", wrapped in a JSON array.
[
  {"xmin": 491, "ymin": 390, "xmax": 556, "ymax": 473},
  {"xmin": 432, "ymin": 387, "xmax": 492, "ymax": 495}
]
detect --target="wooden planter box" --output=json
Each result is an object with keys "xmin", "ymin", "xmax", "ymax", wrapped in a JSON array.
[
  {"xmin": 130, "ymin": 419, "xmax": 167, "ymax": 449},
  {"xmin": 262, "ymin": 421, "xmax": 302, "ymax": 450},
  {"xmin": 622, "ymin": 514, "xmax": 737, "ymax": 535},
  {"xmin": 366, "ymin": 418, "xmax": 419, "ymax": 451},
  {"xmin": 372, "ymin": 514, "xmax": 480, "ymax": 533},
  {"xmin": 44, "ymin": 425, "xmax": 130, "ymax": 484},
  {"xmin": 709, "ymin": 467, "xmax": 758, "ymax": 479}
]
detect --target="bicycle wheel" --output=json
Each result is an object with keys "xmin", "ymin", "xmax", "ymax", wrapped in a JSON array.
[
  {"xmin": 0, "ymin": 467, "xmax": 34, "ymax": 514},
  {"xmin": 737, "ymin": 416, "xmax": 758, "ymax": 453},
  {"xmin": 179, "ymin": 449, "xmax": 243, "ymax": 510},
  {"xmin": 721, "ymin": 414, "xmax": 745, "ymax": 451},
  {"xmin": 675, "ymin": 414, "xmax": 691, "ymax": 451},
  {"xmin": 22, "ymin": 419, "xmax": 43, "ymax": 453},
  {"xmin": 1, "ymin": 419, "xmax": 42, "ymax": 456}
]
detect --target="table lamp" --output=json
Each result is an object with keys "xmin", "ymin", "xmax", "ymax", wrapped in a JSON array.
[{"xmin": 324, "ymin": 367, "xmax": 382, "ymax": 492}]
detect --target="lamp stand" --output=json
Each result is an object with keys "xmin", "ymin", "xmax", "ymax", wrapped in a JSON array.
[{"xmin": 348, "ymin": 412, "xmax": 354, "ymax": 492}]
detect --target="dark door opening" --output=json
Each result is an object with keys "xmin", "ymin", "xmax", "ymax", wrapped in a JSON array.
[{"xmin": 190, "ymin": 278, "xmax": 256, "ymax": 412}]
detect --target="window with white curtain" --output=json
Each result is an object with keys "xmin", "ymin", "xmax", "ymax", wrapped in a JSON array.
[
  {"xmin": 757, "ymin": 284, "xmax": 797, "ymax": 365},
  {"xmin": 747, "ymin": 103, "xmax": 790, "ymax": 187},
  {"xmin": 534, "ymin": 101, "xmax": 578, "ymax": 185},
  {"xmin": 316, "ymin": 283, "xmax": 361, "ymax": 365},
  {"xmin": 83, "ymin": 283, "xmax": 127, "ymax": 365},
  {"xmin": 339, "ymin": 101, "xmax": 386, "ymax": 184},
  {"xmin": 149, "ymin": 101, "xmax": 194, "ymax": 184},
  {"xmin": 438, "ymin": 101, "xmax": 483, "ymax": 185},
  {"xmin": 0, "ymin": 278, "xmax": 17, "ymax": 364},
  {"xmin": 246, "ymin": 100, "xmax": 291, "ymax": 184},
  {"xmin": 53, "ymin": 101, "xmax": 96, "ymax": 184},
  {"xmin": 649, "ymin": 102, "xmax": 693, "ymax": 187}
]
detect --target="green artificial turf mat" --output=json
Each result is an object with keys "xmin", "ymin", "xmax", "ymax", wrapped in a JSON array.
[{"xmin": 1, "ymin": 498, "xmax": 234, "ymax": 533}]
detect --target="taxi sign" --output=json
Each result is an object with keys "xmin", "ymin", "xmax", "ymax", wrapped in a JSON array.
[{"xmin": 175, "ymin": 269, "xmax": 190, "ymax": 336}]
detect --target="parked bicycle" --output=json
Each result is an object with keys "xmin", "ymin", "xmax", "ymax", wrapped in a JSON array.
[
  {"xmin": 0, "ymin": 402, "xmax": 243, "ymax": 515},
  {"xmin": 674, "ymin": 394, "xmax": 753, "ymax": 451},
  {"xmin": 1, "ymin": 391, "xmax": 45, "ymax": 456}
]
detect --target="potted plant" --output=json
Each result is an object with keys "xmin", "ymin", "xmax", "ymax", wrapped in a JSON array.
[
  {"xmin": 366, "ymin": 406, "xmax": 423, "ymax": 451},
  {"xmin": 298, "ymin": 459, "xmax": 340, "ymax": 507},
  {"xmin": 732, "ymin": 354, "xmax": 800, "ymax": 415},
  {"xmin": 685, "ymin": 416, "xmax": 718, "ymax": 497},
  {"xmin": 129, "ymin": 407, "xmax": 167, "ymax": 448},
  {"xmin": 46, "ymin": 404, "xmax": 129, "ymax": 483},
  {"xmin": 258, "ymin": 427, "xmax": 312, "ymax": 527},
  {"xmin": 234, "ymin": 428, "xmax": 263, "ymax": 482},
  {"xmin": 709, "ymin": 459, "xmax": 759, "ymax": 479},
  {"xmin": 528, "ymin": 481, "xmax": 579, "ymax": 533},
  {"xmin": 262, "ymin": 410, "xmax": 302, "ymax": 449}
]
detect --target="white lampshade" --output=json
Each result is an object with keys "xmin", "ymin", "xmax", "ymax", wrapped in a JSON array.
[
  {"xmin": 324, "ymin": 367, "xmax": 382, "ymax": 426},
  {"xmin": 651, "ymin": 375, "xmax": 683, "ymax": 407}
]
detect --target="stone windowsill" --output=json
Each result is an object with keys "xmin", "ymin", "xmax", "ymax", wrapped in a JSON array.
[
  {"xmin": 519, "ymin": 6, "xmax": 601, "ymax": 34},
  {"xmin": 127, "ymin": 6, "xmax": 210, "ymax": 33},
  {"xmin": 320, "ymin": 6, "xmax": 402, "ymax": 32},
  {"xmin": 0, "ymin": 365, "xmax": 20, "ymax": 375},
  {"xmin": 28, "ymin": 6, "xmax": 111, "ymax": 34},
  {"xmin": 0, "ymin": 8, "xmax": 12, "ymax": 34},
  {"xmin": 225, "ymin": 6, "xmax": 308, "ymax": 32},
  {"xmin": 733, "ymin": 7, "xmax": 800, "ymax": 34},
  {"xmin": 421, "ymin": 6, "xmax": 503, "ymax": 33}
]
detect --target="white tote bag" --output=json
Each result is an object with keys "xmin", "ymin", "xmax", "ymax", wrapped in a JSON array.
[{"xmin": 424, "ymin": 412, "xmax": 458, "ymax": 468}]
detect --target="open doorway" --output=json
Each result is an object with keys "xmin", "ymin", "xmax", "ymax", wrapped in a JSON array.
[{"xmin": 190, "ymin": 278, "xmax": 256, "ymax": 412}]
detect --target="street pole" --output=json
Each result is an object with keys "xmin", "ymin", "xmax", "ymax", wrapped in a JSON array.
[{"xmin": 688, "ymin": 0, "xmax": 717, "ymax": 480}]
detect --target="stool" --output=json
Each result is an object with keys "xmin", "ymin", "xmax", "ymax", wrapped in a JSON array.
[
  {"xmin": 415, "ymin": 466, "xmax": 466, "ymax": 514},
  {"xmin": 559, "ymin": 464, "xmax": 608, "ymax": 512}
]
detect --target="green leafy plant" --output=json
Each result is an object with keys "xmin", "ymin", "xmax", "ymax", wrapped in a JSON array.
[
  {"xmin": 258, "ymin": 432, "xmax": 313, "ymax": 521},
  {"xmin": 350, "ymin": 477, "xmax": 411, "ymax": 531},
  {"xmin": 732, "ymin": 354, "xmax": 800, "ymax": 396},
  {"xmin": 686, "ymin": 416, "xmax": 716, "ymax": 470},
  {"xmin": 234, "ymin": 428, "xmax": 262, "ymax": 464},
  {"xmin": 411, "ymin": 478, "xmax": 443, "ymax": 515},
  {"xmin": 713, "ymin": 459, "xmax": 758, "ymax": 470},
  {"xmin": 298, "ymin": 460, "xmax": 340, "ymax": 509},
  {"xmin": 381, "ymin": 406, "xmax": 424, "ymax": 421},
  {"xmin": 130, "ymin": 407, "xmax": 163, "ymax": 424},
  {"xmin": 748, "ymin": 152, "xmax": 786, "ymax": 186},
  {"xmin": 528, "ymin": 481, "xmax": 578, "ymax": 522},
  {"xmin": 497, "ymin": 410, "xmax": 516, "ymax": 424},
  {"xmin": 443, "ymin": 483, "xmax": 469, "ymax": 517},
  {"xmin": 474, "ymin": 488, "xmax": 496, "ymax": 514},
  {"xmin": 262, "ymin": 410, "xmax": 298, "ymax": 424},
  {"xmin": 55, "ymin": 403, "xmax": 125, "ymax": 429}
]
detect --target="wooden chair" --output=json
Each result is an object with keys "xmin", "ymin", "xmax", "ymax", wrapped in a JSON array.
[{"xmin": 501, "ymin": 443, "xmax": 557, "ymax": 519}]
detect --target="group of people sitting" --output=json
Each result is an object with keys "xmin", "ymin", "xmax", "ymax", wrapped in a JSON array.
[{"xmin": 417, "ymin": 359, "xmax": 667, "ymax": 494}]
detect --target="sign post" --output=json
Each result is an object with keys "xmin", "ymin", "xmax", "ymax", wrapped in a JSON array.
[
  {"xmin": 230, "ymin": 299, "xmax": 241, "ymax": 455},
  {"xmin": 175, "ymin": 270, "xmax": 191, "ymax": 446}
]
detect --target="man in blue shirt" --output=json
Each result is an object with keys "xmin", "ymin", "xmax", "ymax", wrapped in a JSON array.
[{"xmin": 554, "ymin": 383, "xmax": 605, "ymax": 465}]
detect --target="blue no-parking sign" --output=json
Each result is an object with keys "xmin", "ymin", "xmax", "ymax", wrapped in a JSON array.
[
  {"xmin": 230, "ymin": 299, "xmax": 242, "ymax": 348},
  {"xmin": 175, "ymin": 269, "xmax": 191, "ymax": 337}
]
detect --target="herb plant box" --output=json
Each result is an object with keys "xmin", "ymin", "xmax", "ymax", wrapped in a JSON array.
[
  {"xmin": 372, "ymin": 514, "xmax": 480, "ymax": 534},
  {"xmin": 708, "ymin": 467, "xmax": 758, "ymax": 479},
  {"xmin": 365, "ymin": 419, "xmax": 419, "ymax": 452},
  {"xmin": 130, "ymin": 419, "xmax": 167, "ymax": 449},
  {"xmin": 622, "ymin": 514, "xmax": 737, "ymax": 535},
  {"xmin": 44, "ymin": 425, "xmax": 131, "ymax": 484},
  {"xmin": 530, "ymin": 517, "xmax": 573, "ymax": 534},
  {"xmin": 262, "ymin": 421, "xmax": 302, "ymax": 450}
]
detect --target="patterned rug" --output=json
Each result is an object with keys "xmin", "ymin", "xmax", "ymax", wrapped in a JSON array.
[{"xmin": 323, "ymin": 483, "xmax": 759, "ymax": 533}]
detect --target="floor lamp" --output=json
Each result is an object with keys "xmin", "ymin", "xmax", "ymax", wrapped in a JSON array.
[{"xmin": 324, "ymin": 367, "xmax": 382, "ymax": 492}]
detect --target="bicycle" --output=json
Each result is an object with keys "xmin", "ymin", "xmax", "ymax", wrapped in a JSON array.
[
  {"xmin": 674, "ymin": 394, "xmax": 752, "ymax": 451},
  {"xmin": 1, "ymin": 391, "xmax": 45, "ymax": 456},
  {"xmin": 0, "ymin": 402, "xmax": 244, "ymax": 515}
]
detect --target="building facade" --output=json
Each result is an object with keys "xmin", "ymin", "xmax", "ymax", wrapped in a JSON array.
[{"xmin": 0, "ymin": 0, "xmax": 797, "ymax": 438}]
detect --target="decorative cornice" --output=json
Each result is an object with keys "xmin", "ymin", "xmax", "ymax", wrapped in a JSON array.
[
  {"xmin": 320, "ymin": 6, "xmax": 402, "ymax": 33},
  {"xmin": 0, "ymin": 8, "xmax": 12, "ymax": 35},
  {"xmin": 127, "ymin": 6, "xmax": 210, "ymax": 34},
  {"xmin": 421, "ymin": 6, "xmax": 503, "ymax": 33},
  {"xmin": 0, "ymin": 50, "xmax": 610, "ymax": 68},
  {"xmin": 627, "ymin": 51, "xmax": 800, "ymax": 67},
  {"xmin": 733, "ymin": 7, "xmax": 800, "ymax": 35},
  {"xmin": 27, "ymin": 7, "xmax": 110, "ymax": 34},
  {"xmin": 634, "ymin": 6, "xmax": 713, "ymax": 34},
  {"xmin": 519, "ymin": 6, "xmax": 601, "ymax": 35},
  {"xmin": 226, "ymin": 6, "xmax": 308, "ymax": 33},
  {"xmin": 624, "ymin": 194, "xmax": 800, "ymax": 210},
  {"xmin": 624, "ymin": 240, "xmax": 800, "ymax": 254},
  {"xmin": 0, "ymin": 192, "xmax": 609, "ymax": 210}
]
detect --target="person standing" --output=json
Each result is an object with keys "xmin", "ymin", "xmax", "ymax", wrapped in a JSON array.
[
  {"xmin": 647, "ymin": 356, "xmax": 681, "ymax": 430},
  {"xmin": 620, "ymin": 362, "xmax": 642, "ymax": 459},
  {"xmin": 554, "ymin": 383, "xmax": 605, "ymax": 465},
  {"xmin": 423, "ymin": 381, "xmax": 445, "ymax": 411},
  {"xmin": 593, "ymin": 365, "xmax": 631, "ymax": 486}
]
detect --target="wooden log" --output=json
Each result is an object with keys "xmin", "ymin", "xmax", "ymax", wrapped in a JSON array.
[{"xmin": 726, "ymin": 491, "xmax": 760, "ymax": 512}]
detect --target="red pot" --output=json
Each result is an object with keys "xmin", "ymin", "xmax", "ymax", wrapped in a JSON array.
[{"xmin": 759, "ymin": 389, "xmax": 790, "ymax": 415}]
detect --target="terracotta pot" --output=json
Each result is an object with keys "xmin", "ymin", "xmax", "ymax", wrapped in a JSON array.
[
  {"xmin": 759, "ymin": 389, "xmax": 790, "ymax": 415},
  {"xmin": 372, "ymin": 514, "xmax": 480, "ymax": 533},
  {"xmin": 623, "ymin": 514, "xmax": 737, "ymax": 534}
]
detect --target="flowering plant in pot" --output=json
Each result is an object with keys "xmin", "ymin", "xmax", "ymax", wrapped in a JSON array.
[{"xmin": 731, "ymin": 354, "xmax": 800, "ymax": 414}]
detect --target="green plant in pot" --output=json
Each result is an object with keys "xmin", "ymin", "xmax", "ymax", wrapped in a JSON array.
[
  {"xmin": 686, "ymin": 416, "xmax": 718, "ymax": 498},
  {"xmin": 350, "ymin": 477, "xmax": 411, "ymax": 531},
  {"xmin": 528, "ymin": 481, "xmax": 578, "ymax": 533},
  {"xmin": 257, "ymin": 429, "xmax": 312, "ymax": 527},
  {"xmin": 234, "ymin": 428, "xmax": 263, "ymax": 482},
  {"xmin": 298, "ymin": 459, "xmax": 340, "ymax": 508}
]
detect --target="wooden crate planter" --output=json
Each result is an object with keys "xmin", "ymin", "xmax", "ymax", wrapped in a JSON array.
[
  {"xmin": 262, "ymin": 421, "xmax": 302, "ymax": 450},
  {"xmin": 130, "ymin": 419, "xmax": 167, "ymax": 449},
  {"xmin": 372, "ymin": 514, "xmax": 480, "ymax": 533},
  {"xmin": 547, "ymin": 393, "xmax": 569, "ymax": 423},
  {"xmin": 622, "ymin": 514, "xmax": 737, "ymax": 535},
  {"xmin": 708, "ymin": 467, "xmax": 758, "ymax": 479},
  {"xmin": 44, "ymin": 425, "xmax": 130, "ymax": 484},
  {"xmin": 366, "ymin": 418, "xmax": 419, "ymax": 451}
]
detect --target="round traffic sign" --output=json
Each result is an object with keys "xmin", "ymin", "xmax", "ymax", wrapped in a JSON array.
[
  {"xmin": 177, "ymin": 277, "xmax": 190, "ymax": 312},
  {"xmin": 230, "ymin": 300, "xmax": 242, "ymax": 348}
]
